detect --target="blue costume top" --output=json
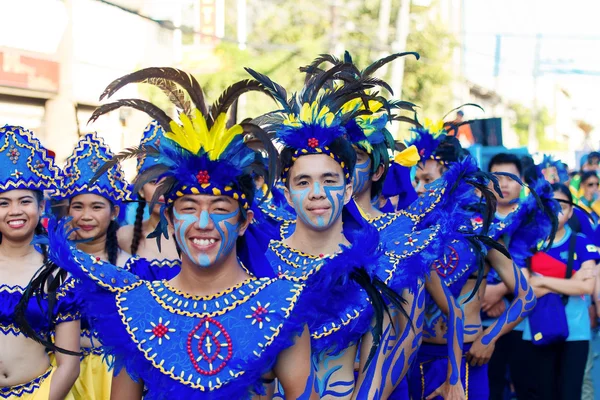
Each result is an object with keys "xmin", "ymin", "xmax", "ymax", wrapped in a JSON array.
[
  {"xmin": 124, "ymin": 257, "xmax": 181, "ymax": 282},
  {"xmin": 0, "ymin": 125, "xmax": 81, "ymax": 340},
  {"xmin": 0, "ymin": 278, "xmax": 79, "ymax": 338},
  {"xmin": 45, "ymin": 219, "xmax": 309, "ymax": 400}
]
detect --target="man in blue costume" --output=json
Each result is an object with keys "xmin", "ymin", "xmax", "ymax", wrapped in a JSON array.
[
  {"xmin": 406, "ymin": 126, "xmax": 543, "ymax": 399},
  {"xmin": 43, "ymin": 67, "xmax": 318, "ymax": 399},
  {"xmin": 482, "ymin": 153, "xmax": 560, "ymax": 399},
  {"xmin": 246, "ymin": 65, "xmax": 424, "ymax": 399}
]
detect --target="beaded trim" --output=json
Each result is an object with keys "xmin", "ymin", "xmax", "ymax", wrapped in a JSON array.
[
  {"xmin": 116, "ymin": 279, "xmax": 304, "ymax": 391},
  {"xmin": 0, "ymin": 366, "xmax": 52, "ymax": 398}
]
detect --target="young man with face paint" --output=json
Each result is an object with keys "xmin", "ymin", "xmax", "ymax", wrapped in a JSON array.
[
  {"xmin": 43, "ymin": 68, "xmax": 318, "ymax": 400},
  {"xmin": 247, "ymin": 65, "xmax": 422, "ymax": 399},
  {"xmin": 406, "ymin": 126, "xmax": 543, "ymax": 400}
]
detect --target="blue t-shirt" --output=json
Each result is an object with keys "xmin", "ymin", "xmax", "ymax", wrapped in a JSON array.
[{"xmin": 523, "ymin": 228, "xmax": 599, "ymax": 342}]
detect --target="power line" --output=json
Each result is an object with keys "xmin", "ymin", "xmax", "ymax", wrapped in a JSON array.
[{"xmin": 93, "ymin": 0, "xmax": 299, "ymax": 51}]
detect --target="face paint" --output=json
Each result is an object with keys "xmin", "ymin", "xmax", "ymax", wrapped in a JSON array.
[
  {"xmin": 352, "ymin": 158, "xmax": 372, "ymax": 195},
  {"xmin": 290, "ymin": 182, "xmax": 345, "ymax": 230},
  {"xmin": 172, "ymin": 208, "xmax": 240, "ymax": 268}
]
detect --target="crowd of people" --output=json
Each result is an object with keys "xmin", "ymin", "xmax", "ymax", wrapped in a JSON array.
[{"xmin": 0, "ymin": 52, "xmax": 597, "ymax": 400}]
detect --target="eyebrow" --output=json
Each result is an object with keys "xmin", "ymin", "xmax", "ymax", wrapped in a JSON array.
[
  {"xmin": 0, "ymin": 196, "xmax": 35, "ymax": 201},
  {"xmin": 179, "ymin": 196, "xmax": 233, "ymax": 205},
  {"xmin": 321, "ymin": 172, "xmax": 341, "ymax": 179}
]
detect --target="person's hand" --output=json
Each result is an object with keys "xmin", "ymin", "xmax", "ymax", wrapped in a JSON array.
[
  {"xmin": 482, "ymin": 284, "xmax": 506, "ymax": 311},
  {"xmin": 426, "ymin": 381, "xmax": 466, "ymax": 400},
  {"xmin": 486, "ymin": 301, "xmax": 506, "ymax": 318},
  {"xmin": 466, "ymin": 333, "xmax": 495, "ymax": 367},
  {"xmin": 528, "ymin": 275, "xmax": 545, "ymax": 287}
]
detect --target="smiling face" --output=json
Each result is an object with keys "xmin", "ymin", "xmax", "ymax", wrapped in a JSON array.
[
  {"xmin": 284, "ymin": 154, "xmax": 352, "ymax": 231},
  {"xmin": 69, "ymin": 193, "xmax": 118, "ymax": 241},
  {"xmin": 168, "ymin": 194, "xmax": 252, "ymax": 268},
  {"xmin": 0, "ymin": 189, "xmax": 42, "ymax": 243}
]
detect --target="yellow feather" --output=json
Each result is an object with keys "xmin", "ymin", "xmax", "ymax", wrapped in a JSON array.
[
  {"xmin": 394, "ymin": 145, "xmax": 420, "ymax": 167},
  {"xmin": 209, "ymin": 114, "xmax": 243, "ymax": 160}
]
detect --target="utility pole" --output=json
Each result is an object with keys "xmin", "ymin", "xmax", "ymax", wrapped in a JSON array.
[
  {"xmin": 377, "ymin": 0, "xmax": 393, "ymax": 70},
  {"xmin": 528, "ymin": 33, "xmax": 542, "ymax": 152},
  {"xmin": 390, "ymin": 0, "xmax": 411, "ymax": 97},
  {"xmin": 329, "ymin": 0, "xmax": 344, "ymax": 54}
]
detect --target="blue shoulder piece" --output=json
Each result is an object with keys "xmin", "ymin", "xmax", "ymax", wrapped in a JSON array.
[{"xmin": 124, "ymin": 257, "xmax": 181, "ymax": 281}]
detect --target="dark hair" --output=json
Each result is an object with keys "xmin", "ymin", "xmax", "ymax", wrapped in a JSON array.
[
  {"xmin": 551, "ymin": 182, "xmax": 573, "ymax": 204},
  {"xmin": 580, "ymin": 171, "xmax": 599, "ymax": 186},
  {"xmin": 488, "ymin": 153, "xmax": 523, "ymax": 176},
  {"xmin": 363, "ymin": 141, "xmax": 390, "ymax": 198},
  {"xmin": 280, "ymin": 137, "xmax": 357, "ymax": 187},
  {"xmin": 106, "ymin": 220, "xmax": 119, "ymax": 265},
  {"xmin": 130, "ymin": 200, "xmax": 146, "ymax": 255}
]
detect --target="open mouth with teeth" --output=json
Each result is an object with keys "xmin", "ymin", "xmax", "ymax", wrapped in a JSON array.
[
  {"xmin": 7, "ymin": 220, "xmax": 26, "ymax": 228},
  {"xmin": 190, "ymin": 237, "xmax": 219, "ymax": 252}
]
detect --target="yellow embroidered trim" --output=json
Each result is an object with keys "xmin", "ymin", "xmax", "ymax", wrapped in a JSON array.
[
  {"xmin": 384, "ymin": 224, "xmax": 440, "ymax": 260},
  {"xmin": 159, "ymin": 276, "xmax": 258, "ymax": 302},
  {"xmin": 145, "ymin": 278, "xmax": 275, "ymax": 318},
  {"xmin": 116, "ymin": 281, "xmax": 304, "ymax": 391},
  {"xmin": 76, "ymin": 255, "xmax": 143, "ymax": 294},
  {"xmin": 310, "ymin": 308, "xmax": 362, "ymax": 340},
  {"xmin": 0, "ymin": 365, "xmax": 52, "ymax": 398},
  {"xmin": 0, "ymin": 284, "xmax": 25, "ymax": 294},
  {"xmin": 55, "ymin": 277, "xmax": 77, "ymax": 300}
]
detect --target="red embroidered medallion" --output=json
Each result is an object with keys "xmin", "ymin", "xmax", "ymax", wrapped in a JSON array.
[
  {"xmin": 307, "ymin": 137, "xmax": 319, "ymax": 148},
  {"xmin": 187, "ymin": 317, "xmax": 233, "ymax": 376},
  {"xmin": 433, "ymin": 246, "xmax": 460, "ymax": 277}
]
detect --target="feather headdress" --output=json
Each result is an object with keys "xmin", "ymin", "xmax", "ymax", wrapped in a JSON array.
[
  {"xmin": 88, "ymin": 67, "xmax": 278, "ymax": 212},
  {"xmin": 300, "ymin": 51, "xmax": 421, "ymax": 170},
  {"xmin": 404, "ymin": 104, "xmax": 484, "ymax": 165},
  {"xmin": 246, "ymin": 63, "xmax": 380, "ymax": 183},
  {"xmin": 538, "ymin": 154, "xmax": 569, "ymax": 183}
]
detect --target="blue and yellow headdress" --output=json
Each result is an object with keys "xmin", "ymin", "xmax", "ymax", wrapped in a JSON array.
[
  {"xmin": 0, "ymin": 125, "xmax": 60, "ymax": 192},
  {"xmin": 136, "ymin": 120, "xmax": 166, "ymax": 174},
  {"xmin": 301, "ymin": 51, "xmax": 422, "ymax": 169},
  {"xmin": 246, "ymin": 64, "xmax": 376, "ymax": 183},
  {"xmin": 88, "ymin": 67, "xmax": 277, "ymax": 213},
  {"xmin": 404, "ymin": 118, "xmax": 451, "ymax": 164},
  {"xmin": 56, "ymin": 132, "xmax": 131, "ymax": 204},
  {"xmin": 538, "ymin": 154, "xmax": 569, "ymax": 183}
]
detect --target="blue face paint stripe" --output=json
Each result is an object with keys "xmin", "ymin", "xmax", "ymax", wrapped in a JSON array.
[
  {"xmin": 172, "ymin": 208, "xmax": 240, "ymax": 268},
  {"xmin": 199, "ymin": 210, "xmax": 210, "ymax": 229},
  {"xmin": 353, "ymin": 159, "xmax": 371, "ymax": 194},
  {"xmin": 211, "ymin": 209, "xmax": 240, "ymax": 264},
  {"xmin": 323, "ymin": 185, "xmax": 345, "ymax": 226}
]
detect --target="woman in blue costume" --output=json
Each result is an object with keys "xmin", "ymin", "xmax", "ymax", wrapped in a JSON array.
[
  {"xmin": 246, "ymin": 65, "xmax": 422, "ymax": 399},
  {"xmin": 406, "ymin": 125, "xmax": 542, "ymax": 400},
  {"xmin": 116, "ymin": 120, "xmax": 181, "ymax": 282},
  {"xmin": 117, "ymin": 120, "xmax": 179, "ymax": 265},
  {"xmin": 44, "ymin": 67, "xmax": 318, "ymax": 399},
  {"xmin": 524, "ymin": 183, "xmax": 598, "ymax": 400},
  {"xmin": 0, "ymin": 125, "xmax": 80, "ymax": 399},
  {"xmin": 53, "ymin": 132, "xmax": 133, "ymax": 400}
]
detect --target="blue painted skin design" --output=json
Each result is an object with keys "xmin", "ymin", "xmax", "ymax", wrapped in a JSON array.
[
  {"xmin": 352, "ymin": 159, "xmax": 371, "ymax": 195},
  {"xmin": 423, "ymin": 280, "xmax": 464, "ymax": 387},
  {"xmin": 481, "ymin": 263, "xmax": 536, "ymax": 346},
  {"xmin": 290, "ymin": 182, "xmax": 345, "ymax": 229},
  {"xmin": 358, "ymin": 285, "xmax": 425, "ymax": 398},
  {"xmin": 172, "ymin": 208, "xmax": 240, "ymax": 268},
  {"xmin": 313, "ymin": 351, "xmax": 354, "ymax": 398}
]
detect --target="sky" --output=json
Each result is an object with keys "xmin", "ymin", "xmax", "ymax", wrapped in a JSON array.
[{"xmin": 463, "ymin": 0, "xmax": 600, "ymax": 129}]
